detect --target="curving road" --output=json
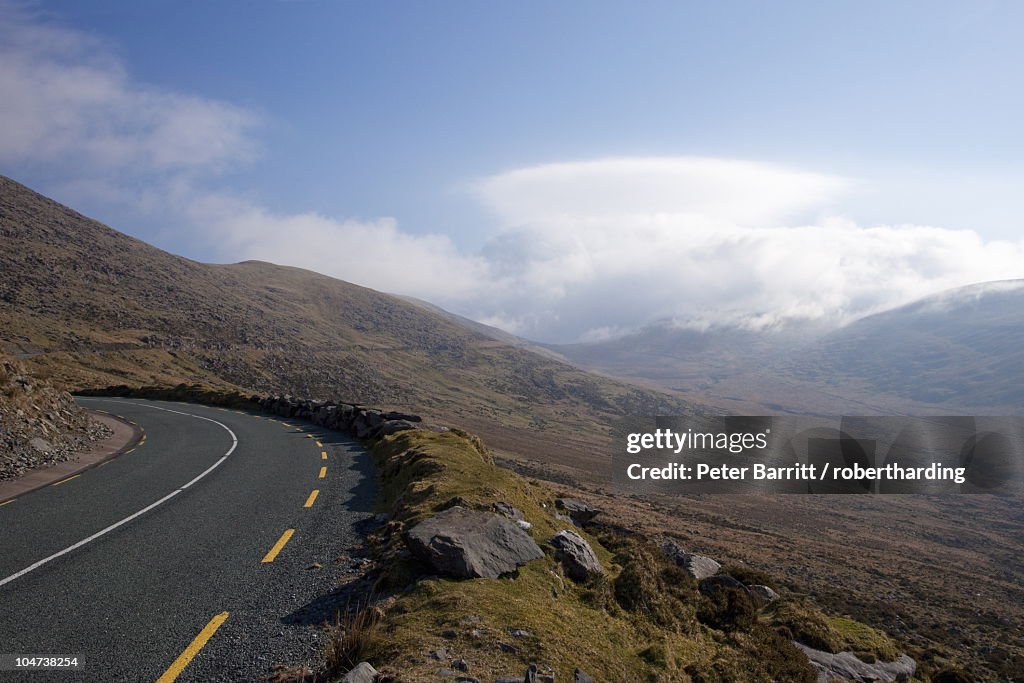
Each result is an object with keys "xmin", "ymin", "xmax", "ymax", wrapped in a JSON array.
[{"xmin": 0, "ymin": 398, "xmax": 376, "ymax": 682}]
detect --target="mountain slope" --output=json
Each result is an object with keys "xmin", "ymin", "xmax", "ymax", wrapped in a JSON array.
[
  {"xmin": 551, "ymin": 282, "xmax": 1024, "ymax": 415},
  {"xmin": 0, "ymin": 175, "xmax": 692, "ymax": 467},
  {"xmin": 788, "ymin": 281, "xmax": 1024, "ymax": 411}
]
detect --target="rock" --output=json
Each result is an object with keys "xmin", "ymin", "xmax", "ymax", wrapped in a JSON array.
[
  {"xmin": 498, "ymin": 642, "xmax": 518, "ymax": 653},
  {"xmin": 377, "ymin": 419, "xmax": 416, "ymax": 436},
  {"xmin": 795, "ymin": 643, "xmax": 916, "ymax": 682},
  {"xmin": 383, "ymin": 410, "xmax": 422, "ymax": 422},
  {"xmin": 555, "ymin": 498, "xmax": 600, "ymax": 524},
  {"xmin": 516, "ymin": 520, "xmax": 532, "ymax": 530},
  {"xmin": 430, "ymin": 647, "xmax": 448, "ymax": 661},
  {"xmin": 698, "ymin": 574, "xmax": 749, "ymax": 596},
  {"xmin": 453, "ymin": 658, "xmax": 469, "ymax": 671},
  {"xmin": 494, "ymin": 502, "xmax": 524, "ymax": 520},
  {"xmin": 406, "ymin": 506, "xmax": 544, "ymax": 579},
  {"xmin": 574, "ymin": 669, "xmax": 595, "ymax": 683},
  {"xmin": 494, "ymin": 678, "xmax": 521, "ymax": 683},
  {"xmin": 509, "ymin": 628, "xmax": 533, "ymax": 638},
  {"xmin": 749, "ymin": 584, "xmax": 779, "ymax": 606},
  {"xmin": 550, "ymin": 530, "xmax": 603, "ymax": 581},
  {"xmin": 341, "ymin": 661, "xmax": 377, "ymax": 683},
  {"xmin": 524, "ymin": 663, "xmax": 539, "ymax": 683},
  {"xmin": 661, "ymin": 540, "xmax": 721, "ymax": 580},
  {"xmin": 352, "ymin": 411, "xmax": 385, "ymax": 438},
  {"xmin": 29, "ymin": 437, "xmax": 51, "ymax": 453}
]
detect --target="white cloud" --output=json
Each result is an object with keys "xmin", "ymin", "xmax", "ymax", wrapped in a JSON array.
[
  {"xmin": 185, "ymin": 192, "xmax": 492, "ymax": 301},
  {"xmin": 448, "ymin": 158, "xmax": 1024, "ymax": 341},
  {"xmin": 186, "ymin": 155, "xmax": 1013, "ymax": 345},
  {"xmin": 4, "ymin": 2, "xmax": 1022, "ymax": 345},
  {"xmin": 0, "ymin": 1, "xmax": 257, "ymax": 173},
  {"xmin": 474, "ymin": 157, "xmax": 847, "ymax": 227}
]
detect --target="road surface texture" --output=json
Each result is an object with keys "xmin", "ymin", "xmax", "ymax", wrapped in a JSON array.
[{"xmin": 0, "ymin": 398, "xmax": 377, "ymax": 682}]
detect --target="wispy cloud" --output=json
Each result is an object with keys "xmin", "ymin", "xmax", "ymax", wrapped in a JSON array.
[{"xmin": 0, "ymin": 1, "xmax": 258, "ymax": 174}]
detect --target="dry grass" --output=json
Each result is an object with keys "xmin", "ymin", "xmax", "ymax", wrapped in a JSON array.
[{"xmin": 324, "ymin": 601, "xmax": 382, "ymax": 676}]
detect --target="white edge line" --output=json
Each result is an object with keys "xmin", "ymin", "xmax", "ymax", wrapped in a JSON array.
[{"xmin": 0, "ymin": 400, "xmax": 238, "ymax": 589}]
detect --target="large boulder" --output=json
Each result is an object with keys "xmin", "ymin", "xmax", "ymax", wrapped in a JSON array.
[
  {"xmin": 795, "ymin": 643, "xmax": 916, "ymax": 683},
  {"xmin": 555, "ymin": 498, "xmax": 601, "ymax": 525},
  {"xmin": 406, "ymin": 507, "xmax": 544, "ymax": 579},
  {"xmin": 550, "ymin": 530, "xmax": 603, "ymax": 581},
  {"xmin": 661, "ymin": 540, "xmax": 721, "ymax": 580}
]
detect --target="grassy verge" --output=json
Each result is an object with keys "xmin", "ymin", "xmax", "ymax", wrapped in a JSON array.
[{"xmin": 357, "ymin": 429, "xmax": 839, "ymax": 682}]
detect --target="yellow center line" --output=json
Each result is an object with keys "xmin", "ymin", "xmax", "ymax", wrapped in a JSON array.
[
  {"xmin": 52, "ymin": 474, "xmax": 80, "ymax": 487},
  {"xmin": 261, "ymin": 529, "xmax": 295, "ymax": 563},
  {"xmin": 321, "ymin": 451, "xmax": 327, "ymax": 460},
  {"xmin": 303, "ymin": 490, "xmax": 319, "ymax": 508},
  {"xmin": 155, "ymin": 611, "xmax": 230, "ymax": 683},
  {"xmin": 306, "ymin": 434, "xmax": 313, "ymax": 439},
  {"xmin": 319, "ymin": 466, "xmax": 327, "ymax": 479},
  {"xmin": 0, "ymin": 499, "xmax": 14, "ymax": 507},
  {"xmin": 315, "ymin": 441, "xmax": 322, "ymax": 447}
]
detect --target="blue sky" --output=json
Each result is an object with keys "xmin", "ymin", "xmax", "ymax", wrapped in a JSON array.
[{"xmin": 3, "ymin": 1, "xmax": 1024, "ymax": 341}]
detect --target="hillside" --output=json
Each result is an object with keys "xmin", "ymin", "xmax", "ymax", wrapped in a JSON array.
[
  {"xmin": 552, "ymin": 282, "xmax": 1024, "ymax": 415},
  {"xmin": 0, "ymin": 354, "xmax": 109, "ymax": 480},
  {"xmin": 787, "ymin": 281, "xmax": 1024, "ymax": 411},
  {"xmin": 0, "ymin": 175, "xmax": 691, "ymax": 468}
]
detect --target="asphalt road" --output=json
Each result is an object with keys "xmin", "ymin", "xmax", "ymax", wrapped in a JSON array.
[{"xmin": 0, "ymin": 398, "xmax": 377, "ymax": 682}]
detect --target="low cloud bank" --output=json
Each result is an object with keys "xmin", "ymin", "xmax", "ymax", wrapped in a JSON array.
[{"xmin": 194, "ymin": 157, "xmax": 1024, "ymax": 343}]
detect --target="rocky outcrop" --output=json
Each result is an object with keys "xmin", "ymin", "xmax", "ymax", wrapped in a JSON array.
[
  {"xmin": 661, "ymin": 540, "xmax": 721, "ymax": 580},
  {"xmin": 554, "ymin": 498, "xmax": 600, "ymax": 525},
  {"xmin": 550, "ymin": 530, "xmax": 603, "ymax": 581},
  {"xmin": 796, "ymin": 643, "xmax": 916, "ymax": 683},
  {"xmin": 494, "ymin": 502, "xmax": 525, "ymax": 520},
  {"xmin": 1, "ymin": 357, "xmax": 111, "ymax": 481},
  {"xmin": 406, "ymin": 506, "xmax": 544, "ymax": 579}
]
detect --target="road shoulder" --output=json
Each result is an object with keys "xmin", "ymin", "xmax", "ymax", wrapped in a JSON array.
[{"xmin": 0, "ymin": 410, "xmax": 142, "ymax": 503}]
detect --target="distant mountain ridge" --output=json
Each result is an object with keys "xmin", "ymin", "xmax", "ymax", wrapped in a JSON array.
[
  {"xmin": 0, "ymin": 175, "xmax": 693, "ymax": 468},
  {"xmin": 550, "ymin": 282, "xmax": 1024, "ymax": 414},
  {"xmin": 788, "ymin": 280, "xmax": 1024, "ymax": 411}
]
